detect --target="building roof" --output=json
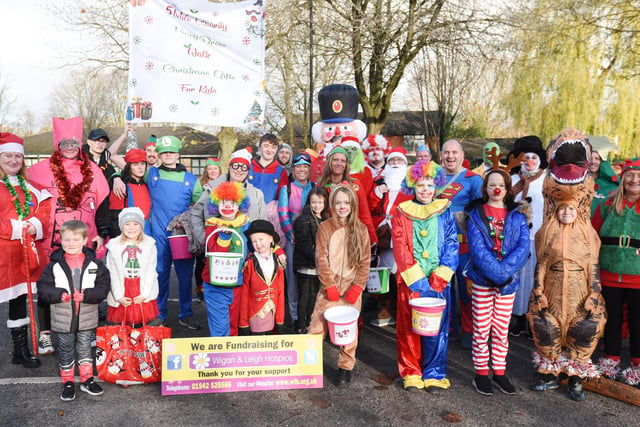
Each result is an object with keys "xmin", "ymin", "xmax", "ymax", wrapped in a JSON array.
[{"xmin": 22, "ymin": 125, "xmax": 219, "ymax": 155}]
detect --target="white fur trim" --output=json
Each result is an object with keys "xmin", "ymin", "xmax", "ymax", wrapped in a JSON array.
[
  {"xmin": 27, "ymin": 217, "xmax": 44, "ymax": 240},
  {"xmin": 11, "ymin": 219, "xmax": 23, "ymax": 240},
  {"xmin": 0, "ymin": 142, "xmax": 24, "ymax": 155},
  {"xmin": 7, "ymin": 317, "xmax": 30, "ymax": 328}
]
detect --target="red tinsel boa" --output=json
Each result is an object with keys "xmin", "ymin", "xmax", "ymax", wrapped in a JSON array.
[{"xmin": 49, "ymin": 150, "xmax": 94, "ymax": 210}]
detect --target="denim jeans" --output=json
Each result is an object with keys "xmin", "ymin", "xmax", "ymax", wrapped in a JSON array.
[{"xmin": 57, "ymin": 329, "xmax": 94, "ymax": 369}]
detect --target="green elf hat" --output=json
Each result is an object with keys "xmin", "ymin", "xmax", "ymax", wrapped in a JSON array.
[
  {"xmin": 621, "ymin": 157, "xmax": 640, "ymax": 176},
  {"xmin": 156, "ymin": 135, "xmax": 182, "ymax": 154},
  {"xmin": 204, "ymin": 157, "xmax": 221, "ymax": 167},
  {"xmin": 327, "ymin": 145, "xmax": 349, "ymax": 160}
]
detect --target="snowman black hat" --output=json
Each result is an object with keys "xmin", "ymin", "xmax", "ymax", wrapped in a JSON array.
[{"xmin": 243, "ymin": 219, "xmax": 280, "ymax": 244}]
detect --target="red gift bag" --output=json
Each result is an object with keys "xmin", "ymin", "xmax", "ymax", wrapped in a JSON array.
[{"xmin": 96, "ymin": 306, "xmax": 171, "ymax": 385}]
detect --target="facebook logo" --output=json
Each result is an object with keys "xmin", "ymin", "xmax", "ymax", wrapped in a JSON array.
[{"xmin": 167, "ymin": 355, "xmax": 182, "ymax": 370}]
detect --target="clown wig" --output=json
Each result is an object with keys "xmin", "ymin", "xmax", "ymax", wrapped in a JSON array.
[
  {"xmin": 402, "ymin": 160, "xmax": 447, "ymax": 195},
  {"xmin": 206, "ymin": 181, "xmax": 250, "ymax": 217}
]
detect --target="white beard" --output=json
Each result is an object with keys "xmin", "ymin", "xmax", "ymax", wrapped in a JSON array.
[{"xmin": 383, "ymin": 164, "xmax": 407, "ymax": 192}]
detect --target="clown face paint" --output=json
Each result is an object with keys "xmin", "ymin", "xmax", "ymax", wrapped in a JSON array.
[
  {"xmin": 415, "ymin": 177, "xmax": 435, "ymax": 204},
  {"xmin": 219, "ymin": 199, "xmax": 240, "ymax": 220}
]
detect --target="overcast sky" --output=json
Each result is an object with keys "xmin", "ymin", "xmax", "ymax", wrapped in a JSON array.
[{"xmin": 0, "ymin": 0, "xmax": 76, "ymax": 123}]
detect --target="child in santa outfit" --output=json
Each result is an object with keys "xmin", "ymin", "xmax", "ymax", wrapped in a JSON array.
[
  {"xmin": 202, "ymin": 182, "xmax": 251, "ymax": 336},
  {"xmin": 391, "ymin": 160, "xmax": 459, "ymax": 392},
  {"xmin": 239, "ymin": 220, "xmax": 286, "ymax": 335},
  {"xmin": 105, "ymin": 207, "xmax": 160, "ymax": 327}
]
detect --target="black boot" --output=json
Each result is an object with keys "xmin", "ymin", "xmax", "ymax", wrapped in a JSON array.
[{"xmin": 11, "ymin": 326, "xmax": 41, "ymax": 368}]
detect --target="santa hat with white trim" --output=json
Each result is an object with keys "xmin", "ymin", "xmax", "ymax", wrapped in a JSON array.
[
  {"xmin": 387, "ymin": 147, "xmax": 407, "ymax": 163},
  {"xmin": 362, "ymin": 134, "xmax": 390, "ymax": 155},
  {"xmin": 0, "ymin": 133, "xmax": 24, "ymax": 155},
  {"xmin": 229, "ymin": 147, "xmax": 253, "ymax": 167}
]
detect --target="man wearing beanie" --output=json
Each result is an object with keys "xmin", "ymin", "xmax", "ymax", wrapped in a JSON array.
[{"xmin": 147, "ymin": 135, "xmax": 203, "ymax": 330}]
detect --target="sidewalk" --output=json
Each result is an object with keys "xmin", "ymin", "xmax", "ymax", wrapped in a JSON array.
[{"xmin": 0, "ymin": 279, "xmax": 636, "ymax": 426}]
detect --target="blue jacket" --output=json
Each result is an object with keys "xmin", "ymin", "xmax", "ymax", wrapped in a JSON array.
[{"xmin": 463, "ymin": 199, "xmax": 530, "ymax": 295}]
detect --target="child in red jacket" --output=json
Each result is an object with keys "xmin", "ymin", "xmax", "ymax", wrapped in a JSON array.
[{"xmin": 239, "ymin": 220, "xmax": 285, "ymax": 335}]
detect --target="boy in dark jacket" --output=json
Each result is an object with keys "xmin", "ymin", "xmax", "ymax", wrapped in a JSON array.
[{"xmin": 38, "ymin": 220, "xmax": 111, "ymax": 401}]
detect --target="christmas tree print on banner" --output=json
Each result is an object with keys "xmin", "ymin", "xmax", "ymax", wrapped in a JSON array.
[{"xmin": 243, "ymin": 100, "xmax": 262, "ymax": 124}]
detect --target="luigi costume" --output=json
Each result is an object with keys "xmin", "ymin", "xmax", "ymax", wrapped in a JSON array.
[{"xmin": 147, "ymin": 135, "xmax": 203, "ymax": 327}]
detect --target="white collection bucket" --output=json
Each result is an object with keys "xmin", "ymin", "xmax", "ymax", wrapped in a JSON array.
[
  {"xmin": 409, "ymin": 297, "xmax": 446, "ymax": 336},
  {"xmin": 205, "ymin": 228, "xmax": 244, "ymax": 287},
  {"xmin": 323, "ymin": 305, "xmax": 360, "ymax": 346}
]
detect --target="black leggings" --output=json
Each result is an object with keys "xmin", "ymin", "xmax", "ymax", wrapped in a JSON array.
[
  {"xmin": 296, "ymin": 273, "xmax": 320, "ymax": 328},
  {"xmin": 602, "ymin": 285, "xmax": 640, "ymax": 359}
]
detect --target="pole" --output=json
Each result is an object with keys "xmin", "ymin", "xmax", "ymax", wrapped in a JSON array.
[{"xmin": 21, "ymin": 228, "xmax": 38, "ymax": 356}]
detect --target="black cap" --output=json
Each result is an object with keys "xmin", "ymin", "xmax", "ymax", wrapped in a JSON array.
[
  {"xmin": 88, "ymin": 128, "xmax": 110, "ymax": 142},
  {"xmin": 243, "ymin": 219, "xmax": 280, "ymax": 244},
  {"xmin": 318, "ymin": 84, "xmax": 359, "ymax": 123}
]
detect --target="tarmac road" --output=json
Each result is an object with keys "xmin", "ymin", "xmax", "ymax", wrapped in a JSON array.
[{"xmin": 0, "ymin": 277, "xmax": 637, "ymax": 427}]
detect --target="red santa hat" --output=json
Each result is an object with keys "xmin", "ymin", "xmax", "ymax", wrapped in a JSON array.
[
  {"xmin": 53, "ymin": 116, "xmax": 83, "ymax": 150},
  {"xmin": 386, "ymin": 147, "xmax": 407, "ymax": 163},
  {"xmin": 0, "ymin": 133, "xmax": 24, "ymax": 155},
  {"xmin": 229, "ymin": 147, "xmax": 252, "ymax": 167},
  {"xmin": 362, "ymin": 134, "xmax": 390, "ymax": 154}
]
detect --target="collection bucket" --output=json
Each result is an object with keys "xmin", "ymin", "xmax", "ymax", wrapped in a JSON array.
[
  {"xmin": 366, "ymin": 267, "xmax": 390, "ymax": 294},
  {"xmin": 168, "ymin": 235, "xmax": 192, "ymax": 260},
  {"xmin": 205, "ymin": 229, "xmax": 244, "ymax": 287},
  {"xmin": 323, "ymin": 306, "xmax": 359, "ymax": 346},
  {"xmin": 409, "ymin": 297, "xmax": 446, "ymax": 336}
]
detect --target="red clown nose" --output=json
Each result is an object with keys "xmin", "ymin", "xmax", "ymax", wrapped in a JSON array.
[{"xmin": 493, "ymin": 188, "xmax": 502, "ymax": 195}]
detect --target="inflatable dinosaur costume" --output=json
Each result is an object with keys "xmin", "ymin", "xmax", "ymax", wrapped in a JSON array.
[{"xmin": 528, "ymin": 128, "xmax": 607, "ymax": 380}]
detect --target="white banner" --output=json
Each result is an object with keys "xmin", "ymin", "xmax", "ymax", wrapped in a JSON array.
[{"xmin": 127, "ymin": 0, "xmax": 266, "ymax": 127}]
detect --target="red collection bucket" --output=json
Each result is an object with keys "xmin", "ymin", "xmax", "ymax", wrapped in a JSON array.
[
  {"xmin": 409, "ymin": 297, "xmax": 446, "ymax": 336},
  {"xmin": 168, "ymin": 235, "xmax": 192, "ymax": 260},
  {"xmin": 323, "ymin": 306, "xmax": 360, "ymax": 346}
]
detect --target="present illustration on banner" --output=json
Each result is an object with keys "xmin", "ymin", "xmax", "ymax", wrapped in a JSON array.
[
  {"xmin": 141, "ymin": 101, "xmax": 153, "ymax": 120},
  {"xmin": 130, "ymin": 0, "xmax": 147, "ymax": 6},
  {"xmin": 131, "ymin": 96, "xmax": 143, "ymax": 118},
  {"xmin": 130, "ymin": 98, "xmax": 153, "ymax": 120}
]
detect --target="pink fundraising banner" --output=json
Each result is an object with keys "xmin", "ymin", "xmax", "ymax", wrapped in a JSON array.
[{"xmin": 127, "ymin": 0, "xmax": 266, "ymax": 126}]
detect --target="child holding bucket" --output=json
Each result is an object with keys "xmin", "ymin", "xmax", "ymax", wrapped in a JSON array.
[
  {"xmin": 309, "ymin": 184, "xmax": 370, "ymax": 386},
  {"xmin": 293, "ymin": 186, "xmax": 330, "ymax": 333},
  {"xmin": 105, "ymin": 207, "xmax": 161, "ymax": 327},
  {"xmin": 238, "ymin": 220, "xmax": 286, "ymax": 335},
  {"xmin": 202, "ymin": 181, "xmax": 250, "ymax": 336},
  {"xmin": 391, "ymin": 160, "xmax": 459, "ymax": 393},
  {"xmin": 463, "ymin": 169, "xmax": 530, "ymax": 396}
]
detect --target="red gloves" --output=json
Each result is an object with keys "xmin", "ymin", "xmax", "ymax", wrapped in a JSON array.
[
  {"xmin": 61, "ymin": 292, "xmax": 71, "ymax": 303},
  {"xmin": 429, "ymin": 271, "xmax": 448, "ymax": 293},
  {"xmin": 325, "ymin": 286, "xmax": 340, "ymax": 302},
  {"xmin": 73, "ymin": 289, "xmax": 84, "ymax": 302},
  {"xmin": 344, "ymin": 286, "xmax": 363, "ymax": 304}
]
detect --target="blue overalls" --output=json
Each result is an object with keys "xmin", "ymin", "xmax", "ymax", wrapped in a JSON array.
[{"xmin": 147, "ymin": 166, "xmax": 198, "ymax": 322}]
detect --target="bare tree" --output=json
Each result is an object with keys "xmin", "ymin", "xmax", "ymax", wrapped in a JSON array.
[
  {"xmin": 321, "ymin": 0, "xmax": 498, "ymax": 134},
  {"xmin": 0, "ymin": 68, "xmax": 16, "ymax": 126},
  {"xmin": 49, "ymin": 67, "xmax": 127, "ymax": 131}
]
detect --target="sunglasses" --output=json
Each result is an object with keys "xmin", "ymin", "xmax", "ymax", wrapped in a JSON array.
[
  {"xmin": 230, "ymin": 163, "xmax": 249, "ymax": 172},
  {"xmin": 58, "ymin": 139, "xmax": 80, "ymax": 150}
]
